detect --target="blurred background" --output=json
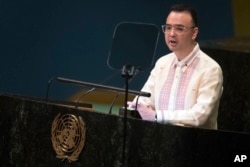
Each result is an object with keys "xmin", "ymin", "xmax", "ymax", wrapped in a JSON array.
[{"xmin": 0, "ymin": 0, "xmax": 249, "ymax": 106}]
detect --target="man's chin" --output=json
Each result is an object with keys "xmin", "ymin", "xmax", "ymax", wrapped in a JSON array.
[
  {"xmin": 167, "ymin": 47, "xmax": 176, "ymax": 52},
  {"xmin": 167, "ymin": 44, "xmax": 177, "ymax": 52}
]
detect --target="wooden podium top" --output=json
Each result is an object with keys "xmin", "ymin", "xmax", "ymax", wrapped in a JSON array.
[{"xmin": 68, "ymin": 88, "xmax": 136, "ymax": 106}]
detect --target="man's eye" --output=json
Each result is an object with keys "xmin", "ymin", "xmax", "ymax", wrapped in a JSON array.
[
  {"xmin": 175, "ymin": 26, "xmax": 185, "ymax": 31},
  {"xmin": 166, "ymin": 26, "xmax": 172, "ymax": 30}
]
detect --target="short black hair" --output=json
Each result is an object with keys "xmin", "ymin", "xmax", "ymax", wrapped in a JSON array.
[{"xmin": 169, "ymin": 4, "xmax": 198, "ymax": 27}]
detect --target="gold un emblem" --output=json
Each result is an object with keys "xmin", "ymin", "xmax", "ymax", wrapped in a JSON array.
[{"xmin": 51, "ymin": 113, "xmax": 86, "ymax": 162}]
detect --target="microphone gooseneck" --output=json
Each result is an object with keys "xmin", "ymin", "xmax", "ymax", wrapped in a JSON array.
[
  {"xmin": 75, "ymin": 88, "xmax": 95, "ymax": 109},
  {"xmin": 45, "ymin": 77, "xmax": 56, "ymax": 103},
  {"xmin": 74, "ymin": 71, "xmax": 120, "ymax": 108}
]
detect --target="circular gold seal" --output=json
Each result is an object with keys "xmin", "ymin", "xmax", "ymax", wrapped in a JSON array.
[{"xmin": 51, "ymin": 113, "xmax": 86, "ymax": 162}]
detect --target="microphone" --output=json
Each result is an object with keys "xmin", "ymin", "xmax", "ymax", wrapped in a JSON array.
[
  {"xmin": 55, "ymin": 77, "xmax": 151, "ymax": 97},
  {"xmin": 75, "ymin": 88, "xmax": 95, "ymax": 109},
  {"xmin": 46, "ymin": 71, "xmax": 150, "ymax": 113},
  {"xmin": 108, "ymin": 92, "xmax": 121, "ymax": 114},
  {"xmin": 74, "ymin": 71, "xmax": 120, "ymax": 109},
  {"xmin": 45, "ymin": 77, "xmax": 56, "ymax": 102},
  {"xmin": 108, "ymin": 66, "xmax": 142, "ymax": 114}
]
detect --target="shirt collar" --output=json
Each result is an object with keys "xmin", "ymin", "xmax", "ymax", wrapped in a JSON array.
[{"xmin": 172, "ymin": 43, "xmax": 199, "ymax": 71}]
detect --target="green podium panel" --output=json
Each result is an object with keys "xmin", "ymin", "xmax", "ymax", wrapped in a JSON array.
[{"xmin": 1, "ymin": 93, "xmax": 250, "ymax": 167}]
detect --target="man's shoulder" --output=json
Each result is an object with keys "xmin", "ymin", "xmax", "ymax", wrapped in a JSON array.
[
  {"xmin": 156, "ymin": 52, "xmax": 175, "ymax": 63},
  {"xmin": 198, "ymin": 50, "xmax": 222, "ymax": 70},
  {"xmin": 199, "ymin": 51, "xmax": 220, "ymax": 65}
]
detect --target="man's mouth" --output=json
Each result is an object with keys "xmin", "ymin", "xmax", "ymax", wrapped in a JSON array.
[{"xmin": 170, "ymin": 40, "xmax": 177, "ymax": 44}]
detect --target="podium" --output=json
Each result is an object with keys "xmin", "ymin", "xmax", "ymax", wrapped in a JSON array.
[{"xmin": 1, "ymin": 93, "xmax": 250, "ymax": 167}]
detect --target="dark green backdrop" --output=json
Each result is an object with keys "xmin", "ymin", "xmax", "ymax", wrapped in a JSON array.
[{"xmin": 0, "ymin": 0, "xmax": 233, "ymax": 100}]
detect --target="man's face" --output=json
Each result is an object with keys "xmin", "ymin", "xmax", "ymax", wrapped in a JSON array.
[{"xmin": 164, "ymin": 11, "xmax": 198, "ymax": 53}]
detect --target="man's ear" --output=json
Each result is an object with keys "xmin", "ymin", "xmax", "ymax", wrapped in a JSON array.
[{"xmin": 192, "ymin": 27, "xmax": 199, "ymax": 40}]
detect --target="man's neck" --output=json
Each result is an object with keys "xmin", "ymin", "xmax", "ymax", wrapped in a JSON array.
[{"xmin": 175, "ymin": 43, "xmax": 196, "ymax": 61}]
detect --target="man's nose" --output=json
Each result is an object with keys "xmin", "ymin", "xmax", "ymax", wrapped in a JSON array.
[{"xmin": 169, "ymin": 28, "xmax": 176, "ymax": 36}]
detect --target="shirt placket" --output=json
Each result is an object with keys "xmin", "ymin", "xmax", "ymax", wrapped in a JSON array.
[{"xmin": 168, "ymin": 64, "xmax": 182, "ymax": 111}]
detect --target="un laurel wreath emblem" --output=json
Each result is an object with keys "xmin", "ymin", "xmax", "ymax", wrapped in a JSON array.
[{"xmin": 51, "ymin": 113, "xmax": 86, "ymax": 162}]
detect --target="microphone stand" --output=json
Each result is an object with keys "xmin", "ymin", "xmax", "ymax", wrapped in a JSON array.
[{"xmin": 120, "ymin": 65, "xmax": 136, "ymax": 167}]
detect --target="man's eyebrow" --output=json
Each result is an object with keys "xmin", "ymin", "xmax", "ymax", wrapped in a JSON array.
[{"xmin": 166, "ymin": 24, "xmax": 185, "ymax": 26}]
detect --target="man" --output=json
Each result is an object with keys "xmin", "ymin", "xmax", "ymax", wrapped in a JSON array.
[{"xmin": 128, "ymin": 4, "xmax": 223, "ymax": 129}]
